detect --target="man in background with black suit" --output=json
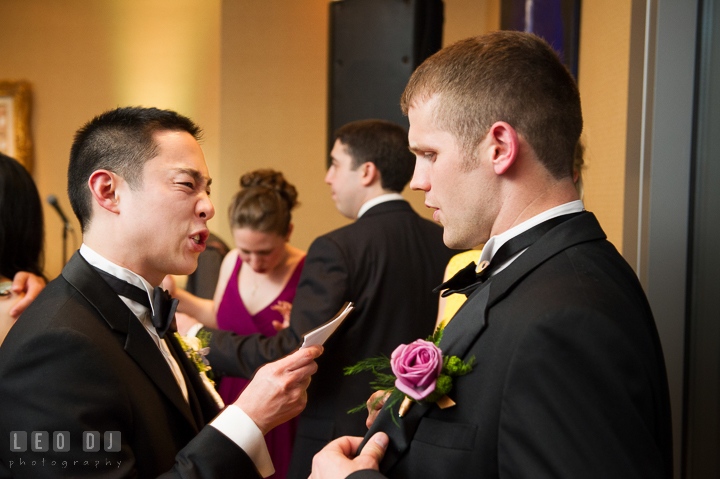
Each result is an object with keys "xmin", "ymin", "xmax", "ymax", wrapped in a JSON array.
[
  {"xmin": 311, "ymin": 32, "xmax": 673, "ymax": 479},
  {"xmin": 0, "ymin": 106, "xmax": 322, "ymax": 478},
  {"xmin": 201, "ymin": 119, "xmax": 456, "ymax": 478}
]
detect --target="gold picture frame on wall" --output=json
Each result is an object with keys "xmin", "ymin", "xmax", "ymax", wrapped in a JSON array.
[{"xmin": 0, "ymin": 80, "xmax": 33, "ymax": 172}]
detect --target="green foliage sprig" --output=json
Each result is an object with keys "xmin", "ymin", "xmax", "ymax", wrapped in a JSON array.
[{"xmin": 344, "ymin": 325, "xmax": 474, "ymax": 419}]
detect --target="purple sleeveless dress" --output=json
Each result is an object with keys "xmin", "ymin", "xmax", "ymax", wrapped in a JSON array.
[{"xmin": 216, "ymin": 255, "xmax": 305, "ymax": 479}]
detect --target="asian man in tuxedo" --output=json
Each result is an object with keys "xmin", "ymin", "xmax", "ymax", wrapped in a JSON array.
[
  {"xmin": 0, "ymin": 107, "xmax": 322, "ymax": 478},
  {"xmin": 311, "ymin": 31, "xmax": 673, "ymax": 479}
]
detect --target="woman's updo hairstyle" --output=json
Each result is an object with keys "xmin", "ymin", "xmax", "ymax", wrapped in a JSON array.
[{"xmin": 229, "ymin": 169, "xmax": 298, "ymax": 236}]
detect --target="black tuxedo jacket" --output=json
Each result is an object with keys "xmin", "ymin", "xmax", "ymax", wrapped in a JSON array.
[
  {"xmin": 0, "ymin": 252, "xmax": 258, "ymax": 478},
  {"xmin": 351, "ymin": 212, "xmax": 673, "ymax": 479},
  {"xmin": 207, "ymin": 201, "xmax": 456, "ymax": 478}
]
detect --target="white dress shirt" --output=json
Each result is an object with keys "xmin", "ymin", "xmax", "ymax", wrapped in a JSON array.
[
  {"xmin": 79, "ymin": 244, "xmax": 274, "ymax": 477},
  {"xmin": 357, "ymin": 193, "xmax": 405, "ymax": 218},
  {"xmin": 478, "ymin": 200, "xmax": 585, "ymax": 276}
]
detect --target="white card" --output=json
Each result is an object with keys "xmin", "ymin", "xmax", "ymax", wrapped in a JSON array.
[{"xmin": 300, "ymin": 302, "xmax": 354, "ymax": 349}]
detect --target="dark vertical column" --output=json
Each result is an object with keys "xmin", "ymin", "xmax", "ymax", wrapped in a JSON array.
[
  {"xmin": 644, "ymin": 1, "xmax": 699, "ymax": 477},
  {"xmin": 685, "ymin": 1, "xmax": 720, "ymax": 477},
  {"xmin": 327, "ymin": 0, "xmax": 443, "ymax": 159}
]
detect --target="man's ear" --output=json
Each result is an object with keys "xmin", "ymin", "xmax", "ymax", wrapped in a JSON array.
[
  {"xmin": 87, "ymin": 170, "xmax": 121, "ymax": 214},
  {"xmin": 359, "ymin": 162, "xmax": 379, "ymax": 187},
  {"xmin": 487, "ymin": 121, "xmax": 519, "ymax": 175}
]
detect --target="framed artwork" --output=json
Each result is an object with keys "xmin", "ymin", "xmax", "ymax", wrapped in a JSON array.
[{"xmin": 0, "ymin": 80, "xmax": 33, "ymax": 172}]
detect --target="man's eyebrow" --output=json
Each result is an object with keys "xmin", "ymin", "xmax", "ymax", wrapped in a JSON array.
[{"xmin": 174, "ymin": 167, "xmax": 212, "ymax": 187}]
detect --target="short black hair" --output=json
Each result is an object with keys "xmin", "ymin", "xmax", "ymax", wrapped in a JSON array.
[
  {"xmin": 333, "ymin": 119, "xmax": 414, "ymax": 193},
  {"xmin": 0, "ymin": 153, "xmax": 44, "ymax": 279},
  {"xmin": 68, "ymin": 106, "xmax": 202, "ymax": 231}
]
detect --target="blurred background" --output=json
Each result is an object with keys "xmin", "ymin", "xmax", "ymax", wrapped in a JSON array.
[{"xmin": 1, "ymin": 2, "xmax": 717, "ymax": 478}]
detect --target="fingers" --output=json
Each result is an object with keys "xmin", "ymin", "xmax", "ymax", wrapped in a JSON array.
[
  {"xmin": 8, "ymin": 294, "xmax": 29, "ymax": 320},
  {"xmin": 11, "ymin": 271, "xmax": 45, "ymax": 294},
  {"xmin": 330, "ymin": 435, "xmax": 365, "ymax": 457},
  {"xmin": 280, "ymin": 345, "xmax": 324, "ymax": 370},
  {"xmin": 257, "ymin": 346, "xmax": 320, "ymax": 388},
  {"xmin": 309, "ymin": 434, "xmax": 387, "ymax": 479},
  {"xmin": 271, "ymin": 300, "xmax": 291, "ymax": 311},
  {"xmin": 366, "ymin": 390, "xmax": 390, "ymax": 429},
  {"xmin": 309, "ymin": 436, "xmax": 364, "ymax": 479},
  {"xmin": 355, "ymin": 432, "xmax": 388, "ymax": 468},
  {"xmin": 270, "ymin": 301, "xmax": 292, "ymax": 330},
  {"xmin": 9, "ymin": 272, "xmax": 45, "ymax": 319},
  {"xmin": 236, "ymin": 345, "xmax": 323, "ymax": 435},
  {"xmin": 279, "ymin": 358, "xmax": 317, "ymax": 392},
  {"xmin": 10, "ymin": 272, "xmax": 28, "ymax": 294},
  {"xmin": 255, "ymin": 345, "xmax": 321, "ymax": 389},
  {"xmin": 368, "ymin": 390, "xmax": 389, "ymax": 408}
]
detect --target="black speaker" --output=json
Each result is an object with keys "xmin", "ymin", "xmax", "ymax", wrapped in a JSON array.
[{"xmin": 328, "ymin": 0, "xmax": 444, "ymax": 158}]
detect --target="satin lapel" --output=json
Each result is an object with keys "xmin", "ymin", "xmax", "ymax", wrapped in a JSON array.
[
  {"xmin": 440, "ymin": 212, "xmax": 606, "ymax": 361},
  {"xmin": 62, "ymin": 252, "xmax": 197, "ymax": 429},
  {"xmin": 366, "ymin": 212, "xmax": 608, "ymax": 472},
  {"xmin": 62, "ymin": 252, "xmax": 130, "ymax": 335},
  {"xmin": 356, "ymin": 389, "xmax": 433, "ymax": 473},
  {"xmin": 124, "ymin": 317, "xmax": 198, "ymax": 428},
  {"xmin": 438, "ymin": 283, "xmax": 491, "ymax": 358}
]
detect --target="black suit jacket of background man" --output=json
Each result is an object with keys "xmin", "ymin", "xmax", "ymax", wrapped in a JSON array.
[
  {"xmin": 207, "ymin": 200, "xmax": 457, "ymax": 478},
  {"xmin": 351, "ymin": 212, "xmax": 673, "ymax": 479},
  {"xmin": 0, "ymin": 252, "xmax": 259, "ymax": 479}
]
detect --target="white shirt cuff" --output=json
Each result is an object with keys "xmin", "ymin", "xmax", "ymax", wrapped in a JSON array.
[
  {"xmin": 185, "ymin": 322, "xmax": 204, "ymax": 338},
  {"xmin": 210, "ymin": 405, "xmax": 274, "ymax": 477}
]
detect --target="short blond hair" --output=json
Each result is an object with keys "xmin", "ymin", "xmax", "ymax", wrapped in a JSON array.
[{"xmin": 401, "ymin": 31, "xmax": 582, "ymax": 178}]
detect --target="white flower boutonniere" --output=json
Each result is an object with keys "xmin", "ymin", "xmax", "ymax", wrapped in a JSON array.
[{"xmin": 175, "ymin": 330, "xmax": 225, "ymax": 409}]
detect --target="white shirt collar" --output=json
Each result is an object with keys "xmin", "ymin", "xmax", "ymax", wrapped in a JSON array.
[
  {"xmin": 478, "ymin": 200, "xmax": 585, "ymax": 274},
  {"xmin": 357, "ymin": 193, "xmax": 405, "ymax": 218},
  {"xmin": 79, "ymin": 245, "xmax": 189, "ymax": 402},
  {"xmin": 79, "ymin": 243, "xmax": 156, "ymax": 317}
]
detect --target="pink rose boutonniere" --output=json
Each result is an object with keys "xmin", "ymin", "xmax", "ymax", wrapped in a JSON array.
[
  {"xmin": 391, "ymin": 340, "xmax": 443, "ymax": 400},
  {"xmin": 345, "ymin": 327, "xmax": 474, "ymax": 420}
]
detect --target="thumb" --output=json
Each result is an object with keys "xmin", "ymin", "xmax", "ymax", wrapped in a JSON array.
[{"xmin": 356, "ymin": 432, "xmax": 388, "ymax": 468}]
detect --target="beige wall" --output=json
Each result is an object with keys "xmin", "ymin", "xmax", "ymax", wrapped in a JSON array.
[
  {"xmin": 217, "ymin": 0, "xmax": 497, "ymax": 253},
  {"xmin": 0, "ymin": 0, "xmax": 221, "ymax": 279},
  {"xmin": 577, "ymin": 0, "xmax": 634, "ymax": 252},
  {"xmin": 217, "ymin": 0, "xmax": 335, "ymax": 252},
  {"xmin": 0, "ymin": 0, "xmax": 631, "ymax": 280}
]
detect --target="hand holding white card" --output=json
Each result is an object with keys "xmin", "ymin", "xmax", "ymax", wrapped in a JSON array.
[{"xmin": 300, "ymin": 302, "xmax": 354, "ymax": 349}]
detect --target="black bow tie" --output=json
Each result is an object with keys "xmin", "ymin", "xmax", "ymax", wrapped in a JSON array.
[
  {"xmin": 433, "ymin": 212, "xmax": 583, "ymax": 298},
  {"xmin": 93, "ymin": 268, "xmax": 178, "ymax": 339}
]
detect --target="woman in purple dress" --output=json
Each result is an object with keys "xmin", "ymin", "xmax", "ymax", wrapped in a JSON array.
[{"xmin": 170, "ymin": 169, "xmax": 305, "ymax": 479}]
